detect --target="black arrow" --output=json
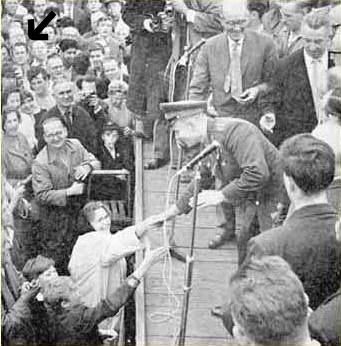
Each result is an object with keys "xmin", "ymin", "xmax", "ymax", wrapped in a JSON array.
[{"xmin": 28, "ymin": 11, "xmax": 56, "ymax": 40}]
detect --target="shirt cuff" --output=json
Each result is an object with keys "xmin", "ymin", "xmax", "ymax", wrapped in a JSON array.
[{"xmin": 186, "ymin": 9, "xmax": 196, "ymax": 23}]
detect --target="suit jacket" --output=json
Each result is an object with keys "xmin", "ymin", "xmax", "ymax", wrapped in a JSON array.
[
  {"xmin": 259, "ymin": 48, "xmax": 333, "ymax": 146},
  {"xmin": 189, "ymin": 31, "xmax": 278, "ymax": 124},
  {"xmin": 246, "ymin": 203, "xmax": 341, "ymax": 310},
  {"xmin": 176, "ymin": 118, "xmax": 284, "ymax": 227},
  {"xmin": 37, "ymin": 105, "xmax": 98, "ymax": 155},
  {"xmin": 182, "ymin": 0, "xmax": 223, "ymax": 45},
  {"xmin": 309, "ymin": 287, "xmax": 341, "ymax": 346}
]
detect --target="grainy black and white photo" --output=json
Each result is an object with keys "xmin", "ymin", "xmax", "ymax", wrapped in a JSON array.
[{"xmin": 1, "ymin": 0, "xmax": 340, "ymax": 345}]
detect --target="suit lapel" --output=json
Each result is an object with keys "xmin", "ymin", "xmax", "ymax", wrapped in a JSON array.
[
  {"xmin": 293, "ymin": 50, "xmax": 316, "ymax": 114},
  {"xmin": 241, "ymin": 32, "xmax": 250, "ymax": 77}
]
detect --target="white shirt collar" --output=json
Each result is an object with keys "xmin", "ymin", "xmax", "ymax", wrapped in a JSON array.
[
  {"xmin": 227, "ymin": 36, "xmax": 244, "ymax": 53},
  {"xmin": 304, "ymin": 50, "xmax": 328, "ymax": 69}
]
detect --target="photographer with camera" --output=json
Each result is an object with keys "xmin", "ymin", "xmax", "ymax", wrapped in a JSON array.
[
  {"xmin": 76, "ymin": 74, "xmax": 108, "ymax": 136},
  {"xmin": 122, "ymin": 0, "xmax": 173, "ymax": 169}
]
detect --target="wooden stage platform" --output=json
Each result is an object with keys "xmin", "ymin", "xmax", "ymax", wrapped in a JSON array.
[{"xmin": 135, "ymin": 141, "xmax": 238, "ymax": 346}]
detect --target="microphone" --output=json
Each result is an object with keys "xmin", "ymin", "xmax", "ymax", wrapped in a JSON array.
[{"xmin": 176, "ymin": 140, "xmax": 220, "ymax": 176}]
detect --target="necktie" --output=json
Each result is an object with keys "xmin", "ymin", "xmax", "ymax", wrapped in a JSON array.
[
  {"xmin": 225, "ymin": 40, "xmax": 243, "ymax": 99},
  {"xmin": 64, "ymin": 108, "xmax": 73, "ymax": 132}
]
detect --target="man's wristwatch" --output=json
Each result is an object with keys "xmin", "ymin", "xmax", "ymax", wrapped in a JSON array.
[{"xmin": 126, "ymin": 275, "xmax": 141, "ymax": 288}]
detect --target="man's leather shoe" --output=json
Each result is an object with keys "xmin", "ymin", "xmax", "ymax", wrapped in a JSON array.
[
  {"xmin": 169, "ymin": 248, "xmax": 186, "ymax": 263},
  {"xmin": 211, "ymin": 305, "xmax": 223, "ymax": 318},
  {"xmin": 144, "ymin": 158, "xmax": 167, "ymax": 170},
  {"xmin": 208, "ymin": 233, "xmax": 235, "ymax": 249}
]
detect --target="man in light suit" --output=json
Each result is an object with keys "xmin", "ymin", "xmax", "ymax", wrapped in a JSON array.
[
  {"xmin": 189, "ymin": 0, "xmax": 278, "ymax": 125},
  {"xmin": 259, "ymin": 10, "xmax": 333, "ymax": 147}
]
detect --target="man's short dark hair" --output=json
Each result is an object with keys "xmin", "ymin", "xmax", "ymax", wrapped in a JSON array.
[
  {"xmin": 56, "ymin": 16, "xmax": 75, "ymax": 28},
  {"xmin": 226, "ymin": 256, "xmax": 308, "ymax": 345},
  {"xmin": 44, "ymin": 5, "xmax": 61, "ymax": 17},
  {"xmin": 23, "ymin": 255, "xmax": 55, "ymax": 281},
  {"xmin": 59, "ymin": 39, "xmax": 79, "ymax": 52},
  {"xmin": 72, "ymin": 52, "xmax": 90, "ymax": 75},
  {"xmin": 88, "ymin": 42, "xmax": 105, "ymax": 54},
  {"xmin": 280, "ymin": 134, "xmax": 335, "ymax": 194},
  {"xmin": 247, "ymin": 0, "xmax": 269, "ymax": 19},
  {"xmin": 27, "ymin": 66, "xmax": 49, "ymax": 83}
]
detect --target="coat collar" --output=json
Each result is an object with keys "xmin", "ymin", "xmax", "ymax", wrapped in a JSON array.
[{"xmin": 46, "ymin": 139, "xmax": 76, "ymax": 164}]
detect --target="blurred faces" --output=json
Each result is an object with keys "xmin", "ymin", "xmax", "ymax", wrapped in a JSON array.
[
  {"xmin": 33, "ymin": 0, "xmax": 47, "ymax": 18},
  {"xmin": 5, "ymin": 0, "xmax": 19, "ymax": 16},
  {"xmin": 63, "ymin": 48, "xmax": 78, "ymax": 66},
  {"xmin": 9, "ymin": 27, "xmax": 27, "ymax": 46},
  {"xmin": 97, "ymin": 18, "xmax": 113, "ymax": 37},
  {"xmin": 89, "ymin": 207, "xmax": 111, "ymax": 233},
  {"xmin": 12, "ymin": 45, "xmax": 28, "ymax": 65},
  {"xmin": 43, "ymin": 118, "xmax": 68, "ymax": 148},
  {"xmin": 53, "ymin": 81, "xmax": 74, "ymax": 108},
  {"xmin": 103, "ymin": 60, "xmax": 120, "ymax": 81},
  {"xmin": 31, "ymin": 41, "xmax": 48, "ymax": 62},
  {"xmin": 108, "ymin": 2, "xmax": 122, "ymax": 22},
  {"xmin": 173, "ymin": 113, "xmax": 207, "ymax": 149},
  {"xmin": 21, "ymin": 96, "xmax": 36, "ymax": 115},
  {"xmin": 30, "ymin": 73, "xmax": 49, "ymax": 95},
  {"xmin": 47, "ymin": 56, "xmax": 65, "ymax": 80},
  {"xmin": 222, "ymin": 1, "xmax": 250, "ymax": 41},
  {"xmin": 108, "ymin": 87, "xmax": 126, "ymax": 107},
  {"xmin": 4, "ymin": 111, "xmax": 20, "ymax": 136},
  {"xmin": 281, "ymin": 3, "xmax": 304, "ymax": 33},
  {"xmin": 38, "ymin": 266, "xmax": 58, "ymax": 286},
  {"xmin": 81, "ymin": 81, "xmax": 97, "ymax": 97},
  {"xmin": 89, "ymin": 49, "xmax": 104, "ymax": 69},
  {"xmin": 102, "ymin": 129, "xmax": 120, "ymax": 150},
  {"xmin": 44, "ymin": 25, "xmax": 57, "ymax": 43},
  {"xmin": 6, "ymin": 91, "xmax": 21, "ymax": 109},
  {"xmin": 301, "ymin": 23, "xmax": 331, "ymax": 60},
  {"xmin": 87, "ymin": 0, "xmax": 103, "ymax": 13}
]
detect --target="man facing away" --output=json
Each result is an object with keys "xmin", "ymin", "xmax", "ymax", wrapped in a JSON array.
[
  {"xmin": 246, "ymin": 134, "xmax": 340, "ymax": 310},
  {"xmin": 222, "ymin": 255, "xmax": 321, "ymax": 346}
]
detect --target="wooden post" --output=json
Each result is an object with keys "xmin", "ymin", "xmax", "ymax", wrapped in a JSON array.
[{"xmin": 135, "ymin": 137, "xmax": 146, "ymax": 346}]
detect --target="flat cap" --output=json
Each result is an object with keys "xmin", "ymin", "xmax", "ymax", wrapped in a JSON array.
[{"xmin": 160, "ymin": 100, "xmax": 207, "ymax": 121}]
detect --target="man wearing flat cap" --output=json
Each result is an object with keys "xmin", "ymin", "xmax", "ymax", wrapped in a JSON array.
[{"xmin": 151, "ymin": 102, "xmax": 284, "ymax": 266}]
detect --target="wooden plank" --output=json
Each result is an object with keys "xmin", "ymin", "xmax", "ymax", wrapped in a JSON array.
[{"xmin": 135, "ymin": 137, "xmax": 146, "ymax": 346}]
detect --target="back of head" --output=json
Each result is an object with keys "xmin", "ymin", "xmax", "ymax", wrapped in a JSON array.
[
  {"xmin": 42, "ymin": 276, "xmax": 74, "ymax": 306},
  {"xmin": 227, "ymin": 256, "xmax": 308, "ymax": 345},
  {"xmin": 23, "ymin": 255, "xmax": 55, "ymax": 281},
  {"xmin": 280, "ymin": 134, "xmax": 335, "ymax": 194},
  {"xmin": 301, "ymin": 7, "xmax": 332, "ymax": 32}
]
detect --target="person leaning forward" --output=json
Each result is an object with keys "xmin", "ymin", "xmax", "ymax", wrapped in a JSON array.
[{"xmin": 151, "ymin": 101, "xmax": 285, "ymax": 266}]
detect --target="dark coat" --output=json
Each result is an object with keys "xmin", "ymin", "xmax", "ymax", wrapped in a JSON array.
[
  {"xmin": 37, "ymin": 105, "xmax": 98, "ymax": 155},
  {"xmin": 259, "ymin": 49, "xmax": 334, "ymax": 146},
  {"xmin": 122, "ymin": 0, "xmax": 172, "ymax": 117},
  {"xmin": 246, "ymin": 204, "xmax": 341, "ymax": 310},
  {"xmin": 309, "ymin": 288, "xmax": 341, "ymax": 346},
  {"xmin": 189, "ymin": 31, "xmax": 278, "ymax": 125},
  {"xmin": 45, "ymin": 281, "xmax": 135, "ymax": 346},
  {"xmin": 176, "ymin": 118, "xmax": 284, "ymax": 230}
]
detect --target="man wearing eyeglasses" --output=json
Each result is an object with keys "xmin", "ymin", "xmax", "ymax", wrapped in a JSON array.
[
  {"xmin": 32, "ymin": 116, "xmax": 101, "ymax": 275},
  {"xmin": 189, "ymin": 0, "xmax": 277, "ymax": 125},
  {"xmin": 188, "ymin": 0, "xmax": 278, "ymax": 248}
]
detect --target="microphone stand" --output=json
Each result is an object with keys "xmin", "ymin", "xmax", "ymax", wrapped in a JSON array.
[{"xmin": 178, "ymin": 165, "xmax": 201, "ymax": 346}]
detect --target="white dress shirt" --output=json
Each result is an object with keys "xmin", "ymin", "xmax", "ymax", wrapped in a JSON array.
[{"xmin": 304, "ymin": 50, "xmax": 328, "ymax": 123}]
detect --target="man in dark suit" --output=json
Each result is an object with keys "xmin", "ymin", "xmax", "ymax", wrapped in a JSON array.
[
  {"xmin": 189, "ymin": 0, "xmax": 278, "ymax": 125},
  {"xmin": 245, "ymin": 134, "xmax": 340, "ymax": 310},
  {"xmin": 259, "ymin": 10, "xmax": 333, "ymax": 147},
  {"xmin": 37, "ymin": 79, "xmax": 98, "ymax": 155},
  {"xmin": 150, "ymin": 104, "xmax": 284, "ymax": 265},
  {"xmin": 122, "ymin": 0, "xmax": 172, "ymax": 169}
]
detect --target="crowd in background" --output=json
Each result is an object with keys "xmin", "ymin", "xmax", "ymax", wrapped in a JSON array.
[{"xmin": 1, "ymin": 0, "xmax": 341, "ymax": 345}]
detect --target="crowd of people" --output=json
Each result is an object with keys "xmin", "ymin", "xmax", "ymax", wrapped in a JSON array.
[{"xmin": 1, "ymin": 0, "xmax": 341, "ymax": 345}]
